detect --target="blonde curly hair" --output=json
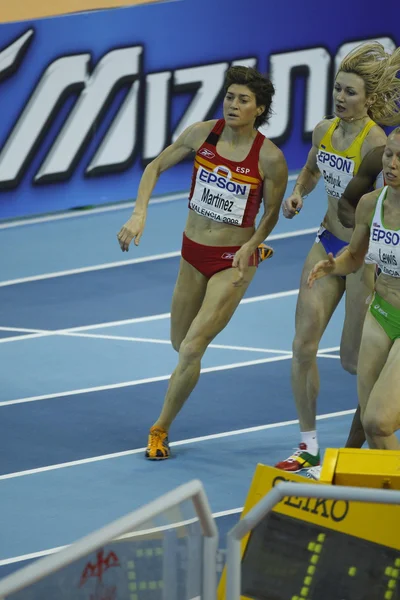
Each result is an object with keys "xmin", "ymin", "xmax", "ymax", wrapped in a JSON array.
[{"xmin": 338, "ymin": 42, "xmax": 400, "ymax": 126}]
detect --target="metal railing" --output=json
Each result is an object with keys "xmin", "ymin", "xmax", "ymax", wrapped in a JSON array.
[{"xmin": 0, "ymin": 479, "xmax": 218, "ymax": 600}]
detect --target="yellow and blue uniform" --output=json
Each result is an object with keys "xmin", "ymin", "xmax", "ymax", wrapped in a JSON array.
[{"xmin": 315, "ymin": 117, "xmax": 377, "ymax": 257}]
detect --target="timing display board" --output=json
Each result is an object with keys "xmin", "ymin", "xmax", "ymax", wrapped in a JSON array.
[{"xmin": 218, "ymin": 465, "xmax": 400, "ymax": 600}]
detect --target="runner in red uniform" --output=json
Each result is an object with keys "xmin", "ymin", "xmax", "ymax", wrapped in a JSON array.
[{"xmin": 117, "ymin": 66, "xmax": 288, "ymax": 459}]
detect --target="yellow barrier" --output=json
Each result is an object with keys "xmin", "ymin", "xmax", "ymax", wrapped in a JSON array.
[
  {"xmin": 321, "ymin": 447, "xmax": 400, "ymax": 489},
  {"xmin": 218, "ymin": 462, "xmax": 400, "ymax": 599}
]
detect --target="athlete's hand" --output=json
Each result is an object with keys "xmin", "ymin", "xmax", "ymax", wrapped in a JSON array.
[
  {"xmin": 232, "ymin": 244, "xmax": 253, "ymax": 287},
  {"xmin": 282, "ymin": 193, "xmax": 303, "ymax": 219},
  {"xmin": 307, "ymin": 253, "xmax": 336, "ymax": 287},
  {"xmin": 117, "ymin": 213, "xmax": 146, "ymax": 252}
]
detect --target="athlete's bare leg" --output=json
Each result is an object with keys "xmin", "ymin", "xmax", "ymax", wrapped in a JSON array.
[
  {"xmin": 170, "ymin": 258, "xmax": 208, "ymax": 352},
  {"xmin": 154, "ymin": 265, "xmax": 257, "ymax": 430},
  {"xmin": 344, "ymin": 405, "xmax": 365, "ymax": 448},
  {"xmin": 340, "ymin": 265, "xmax": 375, "ymax": 448},
  {"xmin": 359, "ymin": 313, "xmax": 400, "ymax": 450},
  {"xmin": 291, "ymin": 243, "xmax": 345, "ymax": 432}
]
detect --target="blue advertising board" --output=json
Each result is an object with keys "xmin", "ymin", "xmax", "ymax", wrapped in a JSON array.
[{"xmin": 0, "ymin": 0, "xmax": 399, "ymax": 218}]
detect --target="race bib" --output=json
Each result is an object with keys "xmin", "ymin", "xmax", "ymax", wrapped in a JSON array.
[
  {"xmin": 316, "ymin": 150, "xmax": 355, "ymax": 200},
  {"xmin": 189, "ymin": 165, "xmax": 251, "ymax": 226}
]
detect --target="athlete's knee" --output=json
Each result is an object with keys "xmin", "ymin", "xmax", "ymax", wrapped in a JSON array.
[
  {"xmin": 179, "ymin": 334, "xmax": 211, "ymax": 365},
  {"xmin": 340, "ymin": 355, "xmax": 358, "ymax": 375},
  {"xmin": 340, "ymin": 347, "xmax": 358, "ymax": 375},
  {"xmin": 292, "ymin": 335, "xmax": 319, "ymax": 364},
  {"xmin": 171, "ymin": 334, "xmax": 182, "ymax": 353},
  {"xmin": 171, "ymin": 323, "xmax": 187, "ymax": 352},
  {"xmin": 342, "ymin": 361, "xmax": 358, "ymax": 375},
  {"xmin": 362, "ymin": 410, "xmax": 395, "ymax": 438},
  {"xmin": 357, "ymin": 396, "xmax": 368, "ymax": 420}
]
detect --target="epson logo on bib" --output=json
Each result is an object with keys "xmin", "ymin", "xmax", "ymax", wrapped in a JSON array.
[
  {"xmin": 190, "ymin": 165, "xmax": 251, "ymax": 225},
  {"xmin": 372, "ymin": 228, "xmax": 400, "ymax": 246},
  {"xmin": 317, "ymin": 151, "xmax": 354, "ymax": 174},
  {"xmin": 198, "ymin": 167, "xmax": 247, "ymax": 195}
]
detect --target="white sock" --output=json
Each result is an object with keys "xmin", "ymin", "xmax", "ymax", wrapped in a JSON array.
[{"xmin": 301, "ymin": 431, "xmax": 318, "ymax": 455}]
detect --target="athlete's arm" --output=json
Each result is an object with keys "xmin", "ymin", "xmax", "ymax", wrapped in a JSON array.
[
  {"xmin": 117, "ymin": 121, "xmax": 214, "ymax": 251},
  {"xmin": 338, "ymin": 145, "xmax": 385, "ymax": 228},
  {"xmin": 249, "ymin": 141, "xmax": 288, "ymax": 247},
  {"xmin": 308, "ymin": 191, "xmax": 376, "ymax": 285},
  {"xmin": 134, "ymin": 121, "xmax": 213, "ymax": 216},
  {"xmin": 232, "ymin": 141, "xmax": 288, "ymax": 286},
  {"xmin": 282, "ymin": 120, "xmax": 328, "ymax": 218},
  {"xmin": 334, "ymin": 193, "xmax": 374, "ymax": 274},
  {"xmin": 292, "ymin": 133, "xmax": 321, "ymax": 198}
]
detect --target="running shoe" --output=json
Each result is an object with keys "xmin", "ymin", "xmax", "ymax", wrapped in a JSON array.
[
  {"xmin": 306, "ymin": 465, "xmax": 322, "ymax": 480},
  {"xmin": 145, "ymin": 426, "xmax": 171, "ymax": 460},
  {"xmin": 274, "ymin": 443, "xmax": 320, "ymax": 472},
  {"xmin": 258, "ymin": 243, "xmax": 274, "ymax": 262}
]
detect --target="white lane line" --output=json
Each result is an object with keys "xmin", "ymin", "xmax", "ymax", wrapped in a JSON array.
[
  {"xmin": 0, "ymin": 173, "xmax": 300, "ymax": 231},
  {"xmin": 0, "ymin": 251, "xmax": 182, "ymax": 288},
  {"xmin": 0, "ymin": 346, "xmax": 339, "ymax": 408},
  {"xmin": 0, "ymin": 331, "xmax": 57, "ymax": 345},
  {"xmin": 58, "ymin": 332, "xmax": 293, "ymax": 355},
  {"xmin": 0, "ymin": 505, "xmax": 243, "ymax": 567},
  {"xmin": 0, "ymin": 326, "xmax": 290, "ymax": 355},
  {"xmin": 0, "ymin": 354, "xmax": 295, "ymax": 407},
  {"xmin": 0, "ymin": 192, "xmax": 189, "ymax": 230},
  {"xmin": 0, "ymin": 225, "xmax": 317, "ymax": 288},
  {"xmin": 0, "ymin": 288, "xmax": 300, "ymax": 344},
  {"xmin": 0, "ymin": 406, "xmax": 353, "ymax": 482},
  {"xmin": 240, "ymin": 289, "xmax": 299, "ymax": 304},
  {"xmin": 65, "ymin": 288, "xmax": 300, "ymax": 333},
  {"xmin": 66, "ymin": 312, "xmax": 172, "ymax": 332},
  {"xmin": 0, "ymin": 326, "xmax": 43, "ymax": 334}
]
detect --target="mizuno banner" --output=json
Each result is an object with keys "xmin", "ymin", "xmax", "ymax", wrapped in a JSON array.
[{"xmin": 0, "ymin": 0, "xmax": 398, "ymax": 218}]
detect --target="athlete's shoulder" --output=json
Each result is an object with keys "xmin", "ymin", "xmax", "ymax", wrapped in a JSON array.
[
  {"xmin": 363, "ymin": 122, "xmax": 387, "ymax": 154},
  {"xmin": 180, "ymin": 119, "xmax": 217, "ymax": 150},
  {"xmin": 364, "ymin": 143, "xmax": 386, "ymax": 158},
  {"xmin": 259, "ymin": 138, "xmax": 288, "ymax": 179},
  {"xmin": 194, "ymin": 119, "xmax": 218, "ymax": 133},
  {"xmin": 317, "ymin": 116, "xmax": 336, "ymax": 129},
  {"xmin": 312, "ymin": 117, "xmax": 335, "ymax": 146},
  {"xmin": 358, "ymin": 144, "xmax": 385, "ymax": 175},
  {"xmin": 184, "ymin": 120, "xmax": 217, "ymax": 144},
  {"xmin": 360, "ymin": 187, "xmax": 382, "ymax": 203},
  {"xmin": 356, "ymin": 188, "xmax": 382, "ymax": 223},
  {"xmin": 259, "ymin": 137, "xmax": 285, "ymax": 162}
]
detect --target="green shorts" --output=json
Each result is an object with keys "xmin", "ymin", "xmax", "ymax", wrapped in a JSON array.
[{"xmin": 370, "ymin": 293, "xmax": 400, "ymax": 341}]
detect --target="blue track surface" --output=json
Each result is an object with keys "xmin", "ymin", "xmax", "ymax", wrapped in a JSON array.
[{"xmin": 0, "ymin": 178, "xmax": 360, "ymax": 580}]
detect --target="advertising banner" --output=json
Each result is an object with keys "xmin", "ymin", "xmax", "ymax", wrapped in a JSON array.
[{"xmin": 0, "ymin": 0, "xmax": 398, "ymax": 218}]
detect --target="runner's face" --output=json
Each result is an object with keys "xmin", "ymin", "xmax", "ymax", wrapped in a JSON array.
[
  {"xmin": 383, "ymin": 133, "xmax": 400, "ymax": 188},
  {"xmin": 333, "ymin": 72, "xmax": 369, "ymax": 121},
  {"xmin": 223, "ymin": 84, "xmax": 263, "ymax": 127}
]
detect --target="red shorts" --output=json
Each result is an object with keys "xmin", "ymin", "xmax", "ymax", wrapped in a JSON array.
[{"xmin": 181, "ymin": 233, "xmax": 259, "ymax": 279}]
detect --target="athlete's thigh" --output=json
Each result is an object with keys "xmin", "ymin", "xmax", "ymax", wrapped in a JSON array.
[
  {"xmin": 184, "ymin": 265, "xmax": 257, "ymax": 345},
  {"xmin": 170, "ymin": 258, "xmax": 208, "ymax": 349},
  {"xmin": 295, "ymin": 242, "xmax": 345, "ymax": 341},
  {"xmin": 365, "ymin": 337, "xmax": 400, "ymax": 429},
  {"xmin": 356, "ymin": 311, "xmax": 392, "ymax": 412},
  {"xmin": 341, "ymin": 263, "xmax": 375, "ymax": 353}
]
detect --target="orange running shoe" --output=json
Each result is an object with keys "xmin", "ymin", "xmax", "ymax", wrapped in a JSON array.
[{"xmin": 145, "ymin": 426, "xmax": 171, "ymax": 460}]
